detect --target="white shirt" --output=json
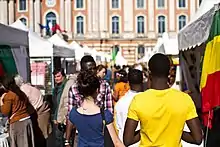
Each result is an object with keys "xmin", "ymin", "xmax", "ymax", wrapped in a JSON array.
[{"xmin": 115, "ymin": 90, "xmax": 140, "ymax": 147}]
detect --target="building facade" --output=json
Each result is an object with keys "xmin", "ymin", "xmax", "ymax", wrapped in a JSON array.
[{"xmin": 0, "ymin": 0, "xmax": 202, "ymax": 64}]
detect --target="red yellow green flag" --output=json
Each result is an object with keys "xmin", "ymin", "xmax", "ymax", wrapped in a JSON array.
[{"xmin": 200, "ymin": 10, "xmax": 220, "ymax": 128}]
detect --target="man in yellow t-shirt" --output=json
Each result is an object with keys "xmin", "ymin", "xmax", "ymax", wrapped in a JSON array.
[{"xmin": 123, "ymin": 53, "xmax": 203, "ymax": 147}]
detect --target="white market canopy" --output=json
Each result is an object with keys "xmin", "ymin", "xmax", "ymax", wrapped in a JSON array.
[
  {"xmin": 154, "ymin": 33, "xmax": 179, "ymax": 55},
  {"xmin": 69, "ymin": 41, "xmax": 84, "ymax": 60},
  {"xmin": 178, "ymin": 0, "xmax": 220, "ymax": 50},
  {"xmin": 0, "ymin": 23, "xmax": 28, "ymax": 47},
  {"xmin": 48, "ymin": 34, "xmax": 71, "ymax": 49},
  {"xmin": 82, "ymin": 45, "xmax": 93, "ymax": 55},
  {"xmin": 115, "ymin": 52, "xmax": 128, "ymax": 66},
  {"xmin": 0, "ymin": 22, "xmax": 29, "ymax": 81},
  {"xmin": 48, "ymin": 34, "xmax": 75, "ymax": 57},
  {"xmin": 10, "ymin": 20, "xmax": 75, "ymax": 57}
]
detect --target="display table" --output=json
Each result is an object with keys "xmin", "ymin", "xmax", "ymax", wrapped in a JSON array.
[{"xmin": 0, "ymin": 133, "xmax": 9, "ymax": 147}]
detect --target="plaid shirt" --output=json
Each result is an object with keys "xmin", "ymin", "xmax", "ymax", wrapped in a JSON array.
[{"xmin": 68, "ymin": 79, "xmax": 113, "ymax": 116}]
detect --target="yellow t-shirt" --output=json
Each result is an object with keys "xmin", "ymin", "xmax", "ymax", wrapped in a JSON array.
[{"xmin": 128, "ymin": 88, "xmax": 198, "ymax": 147}]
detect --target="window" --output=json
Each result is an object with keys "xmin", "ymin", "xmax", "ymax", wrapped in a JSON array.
[
  {"xmin": 19, "ymin": 0, "xmax": 27, "ymax": 11},
  {"xmin": 158, "ymin": 0, "xmax": 165, "ymax": 8},
  {"xmin": 76, "ymin": 16, "xmax": 84, "ymax": 34},
  {"xmin": 76, "ymin": 0, "xmax": 83, "ymax": 8},
  {"xmin": 158, "ymin": 15, "xmax": 165, "ymax": 34},
  {"xmin": 20, "ymin": 18, "xmax": 27, "ymax": 25},
  {"xmin": 46, "ymin": 12, "xmax": 56, "ymax": 27},
  {"xmin": 112, "ymin": 0, "xmax": 119, "ymax": 8},
  {"xmin": 137, "ymin": 0, "xmax": 144, "ymax": 8},
  {"xmin": 138, "ymin": 45, "xmax": 145, "ymax": 60},
  {"xmin": 112, "ymin": 16, "xmax": 119, "ymax": 34},
  {"xmin": 179, "ymin": 0, "xmax": 186, "ymax": 8},
  {"xmin": 178, "ymin": 15, "xmax": 186, "ymax": 30},
  {"xmin": 137, "ymin": 16, "xmax": 144, "ymax": 34},
  {"xmin": 45, "ymin": 12, "xmax": 56, "ymax": 35}
]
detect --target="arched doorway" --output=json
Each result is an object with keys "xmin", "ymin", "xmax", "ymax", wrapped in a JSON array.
[{"xmin": 45, "ymin": 12, "xmax": 56, "ymax": 35}]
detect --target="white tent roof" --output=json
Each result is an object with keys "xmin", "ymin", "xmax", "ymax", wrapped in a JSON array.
[
  {"xmin": 69, "ymin": 41, "xmax": 84, "ymax": 60},
  {"xmin": 48, "ymin": 34, "xmax": 72, "ymax": 49},
  {"xmin": 10, "ymin": 20, "xmax": 74, "ymax": 57},
  {"xmin": 82, "ymin": 45, "xmax": 93, "ymax": 55},
  {"xmin": 154, "ymin": 33, "xmax": 179, "ymax": 55},
  {"xmin": 69, "ymin": 41, "xmax": 82, "ymax": 50},
  {"xmin": 115, "ymin": 52, "xmax": 128, "ymax": 66},
  {"xmin": 178, "ymin": 0, "xmax": 220, "ymax": 50},
  {"xmin": 48, "ymin": 34, "xmax": 75, "ymax": 57},
  {"xmin": 0, "ymin": 23, "xmax": 28, "ymax": 47},
  {"xmin": 10, "ymin": 20, "xmax": 29, "ymax": 31}
]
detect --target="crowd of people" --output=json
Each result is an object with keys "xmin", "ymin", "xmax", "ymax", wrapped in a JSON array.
[{"xmin": 0, "ymin": 53, "xmax": 203, "ymax": 147}]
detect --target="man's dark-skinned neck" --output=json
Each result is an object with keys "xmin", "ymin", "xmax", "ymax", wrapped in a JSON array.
[
  {"xmin": 130, "ymin": 84, "xmax": 143, "ymax": 93},
  {"xmin": 123, "ymin": 53, "xmax": 202, "ymax": 147},
  {"xmin": 150, "ymin": 77, "xmax": 169, "ymax": 90}
]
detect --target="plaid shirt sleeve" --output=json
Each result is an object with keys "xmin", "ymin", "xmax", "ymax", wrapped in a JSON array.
[
  {"xmin": 105, "ymin": 82, "xmax": 114, "ymax": 114},
  {"xmin": 67, "ymin": 84, "xmax": 83, "ymax": 117},
  {"xmin": 96, "ymin": 80, "xmax": 113, "ymax": 114}
]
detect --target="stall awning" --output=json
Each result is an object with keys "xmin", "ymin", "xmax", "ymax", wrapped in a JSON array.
[{"xmin": 178, "ymin": 0, "xmax": 219, "ymax": 51}]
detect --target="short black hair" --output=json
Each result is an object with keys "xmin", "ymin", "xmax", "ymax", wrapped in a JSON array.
[
  {"xmin": 80, "ymin": 55, "xmax": 95, "ymax": 67},
  {"xmin": 148, "ymin": 53, "xmax": 170, "ymax": 78},
  {"xmin": 128, "ymin": 68, "xmax": 143, "ymax": 85},
  {"xmin": 53, "ymin": 68, "xmax": 66, "ymax": 76}
]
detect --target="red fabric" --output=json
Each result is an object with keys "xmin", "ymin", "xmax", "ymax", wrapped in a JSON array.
[
  {"xmin": 51, "ymin": 24, "xmax": 66, "ymax": 33},
  {"xmin": 0, "ymin": 63, "xmax": 5, "ymax": 76},
  {"xmin": 201, "ymin": 71, "xmax": 220, "ymax": 128}
]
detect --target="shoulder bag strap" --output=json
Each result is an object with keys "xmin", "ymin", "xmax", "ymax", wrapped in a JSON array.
[{"xmin": 100, "ymin": 107, "xmax": 106, "ymax": 135}]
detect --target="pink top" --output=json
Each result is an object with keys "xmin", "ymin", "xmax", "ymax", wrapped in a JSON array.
[{"xmin": 20, "ymin": 83, "xmax": 43, "ymax": 110}]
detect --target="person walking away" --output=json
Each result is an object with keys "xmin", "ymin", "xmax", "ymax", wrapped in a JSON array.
[
  {"xmin": 113, "ymin": 69, "xmax": 130, "ymax": 102},
  {"xmin": 0, "ymin": 77, "xmax": 36, "ymax": 147},
  {"xmin": 123, "ymin": 53, "xmax": 203, "ymax": 147},
  {"xmin": 115, "ymin": 69, "xmax": 143, "ymax": 147},
  {"xmin": 67, "ymin": 55, "xmax": 113, "ymax": 114},
  {"xmin": 65, "ymin": 70, "xmax": 124, "ymax": 147},
  {"xmin": 66, "ymin": 55, "xmax": 113, "ymax": 146},
  {"xmin": 52, "ymin": 68, "xmax": 68, "ymax": 147}
]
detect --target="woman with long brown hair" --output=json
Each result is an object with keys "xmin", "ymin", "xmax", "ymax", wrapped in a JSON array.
[
  {"xmin": 0, "ymin": 76, "xmax": 36, "ymax": 147},
  {"xmin": 65, "ymin": 70, "xmax": 124, "ymax": 147}
]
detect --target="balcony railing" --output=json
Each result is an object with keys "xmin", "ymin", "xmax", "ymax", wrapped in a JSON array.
[
  {"xmin": 72, "ymin": 32, "xmax": 150, "ymax": 40},
  {"xmin": 72, "ymin": 33, "xmax": 85, "ymax": 39},
  {"xmin": 136, "ymin": 33, "xmax": 148, "ymax": 38}
]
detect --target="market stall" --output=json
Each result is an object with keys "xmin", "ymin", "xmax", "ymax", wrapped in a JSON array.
[
  {"xmin": 10, "ymin": 21, "xmax": 75, "ymax": 94},
  {"xmin": 0, "ymin": 23, "xmax": 30, "ymax": 147},
  {"xmin": 0, "ymin": 23, "xmax": 29, "ymax": 82},
  {"xmin": 178, "ymin": 1, "xmax": 220, "ymax": 146}
]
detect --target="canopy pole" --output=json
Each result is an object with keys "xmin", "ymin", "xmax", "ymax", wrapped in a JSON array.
[{"xmin": 51, "ymin": 56, "xmax": 54, "ymax": 89}]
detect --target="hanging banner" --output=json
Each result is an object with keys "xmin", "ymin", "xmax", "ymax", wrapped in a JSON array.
[
  {"xmin": 31, "ymin": 62, "xmax": 46, "ymax": 86},
  {"xmin": 0, "ymin": 45, "xmax": 18, "ymax": 76}
]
